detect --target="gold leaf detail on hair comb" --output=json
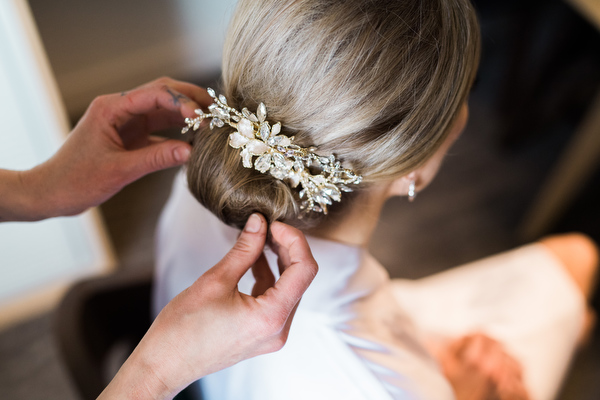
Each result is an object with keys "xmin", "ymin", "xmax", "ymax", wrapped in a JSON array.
[{"xmin": 183, "ymin": 88, "xmax": 362, "ymax": 214}]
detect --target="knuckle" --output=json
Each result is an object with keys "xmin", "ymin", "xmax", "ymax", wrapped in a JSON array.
[
  {"xmin": 155, "ymin": 76, "xmax": 173, "ymax": 86},
  {"xmin": 255, "ymin": 327, "xmax": 288, "ymax": 354},
  {"xmin": 88, "ymin": 94, "xmax": 121, "ymax": 125},
  {"xmin": 267, "ymin": 335, "xmax": 287, "ymax": 353},
  {"xmin": 235, "ymin": 236, "xmax": 255, "ymax": 253},
  {"xmin": 89, "ymin": 95, "xmax": 108, "ymax": 112},
  {"xmin": 258, "ymin": 308, "xmax": 288, "ymax": 335},
  {"xmin": 306, "ymin": 260, "xmax": 319, "ymax": 277},
  {"xmin": 227, "ymin": 237, "xmax": 257, "ymax": 260},
  {"xmin": 195, "ymin": 272, "xmax": 227, "ymax": 296},
  {"xmin": 145, "ymin": 148, "xmax": 168, "ymax": 171}
]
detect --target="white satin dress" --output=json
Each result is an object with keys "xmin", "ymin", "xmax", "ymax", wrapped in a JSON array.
[{"xmin": 153, "ymin": 172, "xmax": 585, "ymax": 400}]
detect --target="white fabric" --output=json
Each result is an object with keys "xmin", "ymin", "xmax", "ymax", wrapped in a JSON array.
[
  {"xmin": 153, "ymin": 172, "xmax": 585, "ymax": 400},
  {"xmin": 392, "ymin": 245, "xmax": 585, "ymax": 400}
]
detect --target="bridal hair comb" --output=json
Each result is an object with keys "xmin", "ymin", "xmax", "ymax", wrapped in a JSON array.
[{"xmin": 182, "ymin": 88, "xmax": 362, "ymax": 214}]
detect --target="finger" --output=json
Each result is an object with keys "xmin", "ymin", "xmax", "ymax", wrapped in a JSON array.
[
  {"xmin": 462, "ymin": 334, "xmax": 486, "ymax": 365},
  {"xmin": 147, "ymin": 135, "xmax": 169, "ymax": 145},
  {"xmin": 121, "ymin": 139, "xmax": 192, "ymax": 178},
  {"xmin": 496, "ymin": 350, "xmax": 526, "ymax": 398},
  {"xmin": 477, "ymin": 338, "xmax": 514, "ymax": 390},
  {"xmin": 133, "ymin": 82, "xmax": 213, "ymax": 132},
  {"xmin": 212, "ymin": 214, "xmax": 268, "ymax": 286},
  {"xmin": 132, "ymin": 77, "xmax": 214, "ymax": 108},
  {"xmin": 495, "ymin": 365, "xmax": 520, "ymax": 400},
  {"xmin": 481, "ymin": 344, "xmax": 505, "ymax": 381},
  {"xmin": 161, "ymin": 78, "xmax": 214, "ymax": 108},
  {"xmin": 503, "ymin": 351, "xmax": 524, "ymax": 379},
  {"xmin": 141, "ymin": 108, "xmax": 190, "ymax": 133},
  {"xmin": 259, "ymin": 222, "xmax": 318, "ymax": 312},
  {"xmin": 119, "ymin": 109, "xmax": 188, "ymax": 148},
  {"xmin": 109, "ymin": 82, "xmax": 204, "ymax": 130},
  {"xmin": 510, "ymin": 380, "xmax": 531, "ymax": 400},
  {"xmin": 141, "ymin": 77, "xmax": 214, "ymax": 116},
  {"xmin": 251, "ymin": 252, "xmax": 275, "ymax": 297},
  {"xmin": 448, "ymin": 335, "xmax": 471, "ymax": 357}
]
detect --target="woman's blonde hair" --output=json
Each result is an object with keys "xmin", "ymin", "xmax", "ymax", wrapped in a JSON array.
[{"xmin": 188, "ymin": 0, "xmax": 480, "ymax": 229}]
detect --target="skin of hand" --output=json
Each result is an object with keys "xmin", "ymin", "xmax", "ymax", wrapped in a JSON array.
[
  {"xmin": 98, "ymin": 214, "xmax": 318, "ymax": 400},
  {"xmin": 437, "ymin": 333, "xmax": 530, "ymax": 400},
  {"xmin": 3, "ymin": 77, "xmax": 211, "ymax": 221}
]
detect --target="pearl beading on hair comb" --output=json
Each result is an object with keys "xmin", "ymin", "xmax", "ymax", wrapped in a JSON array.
[{"xmin": 182, "ymin": 88, "xmax": 362, "ymax": 214}]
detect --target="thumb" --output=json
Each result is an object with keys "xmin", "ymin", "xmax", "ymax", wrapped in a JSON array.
[
  {"xmin": 127, "ymin": 139, "xmax": 192, "ymax": 178},
  {"xmin": 212, "ymin": 214, "xmax": 268, "ymax": 285},
  {"xmin": 262, "ymin": 222, "xmax": 317, "ymax": 311}
]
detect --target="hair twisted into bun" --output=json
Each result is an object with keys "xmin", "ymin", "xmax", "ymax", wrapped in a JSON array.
[
  {"xmin": 187, "ymin": 0, "xmax": 480, "ymax": 230},
  {"xmin": 187, "ymin": 122, "xmax": 314, "ymax": 230}
]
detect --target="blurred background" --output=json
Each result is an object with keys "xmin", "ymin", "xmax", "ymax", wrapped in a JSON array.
[{"xmin": 0, "ymin": 0, "xmax": 599, "ymax": 398}]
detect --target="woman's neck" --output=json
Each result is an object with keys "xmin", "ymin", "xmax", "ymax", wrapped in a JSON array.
[{"xmin": 307, "ymin": 184, "xmax": 389, "ymax": 248}]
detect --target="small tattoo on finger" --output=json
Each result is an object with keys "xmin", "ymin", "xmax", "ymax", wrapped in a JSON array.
[{"xmin": 165, "ymin": 86, "xmax": 190, "ymax": 105}]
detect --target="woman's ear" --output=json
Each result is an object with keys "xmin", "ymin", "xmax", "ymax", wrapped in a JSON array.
[{"xmin": 387, "ymin": 171, "xmax": 418, "ymax": 198}]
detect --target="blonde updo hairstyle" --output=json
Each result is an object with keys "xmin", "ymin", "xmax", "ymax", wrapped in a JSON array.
[{"xmin": 188, "ymin": 0, "xmax": 480, "ymax": 230}]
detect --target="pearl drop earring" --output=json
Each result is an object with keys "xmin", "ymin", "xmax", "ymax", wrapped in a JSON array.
[{"xmin": 408, "ymin": 180, "xmax": 416, "ymax": 202}]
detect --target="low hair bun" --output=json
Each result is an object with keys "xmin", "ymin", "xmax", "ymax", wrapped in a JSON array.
[
  {"xmin": 187, "ymin": 123, "xmax": 315, "ymax": 230},
  {"xmin": 187, "ymin": 0, "xmax": 480, "ymax": 231}
]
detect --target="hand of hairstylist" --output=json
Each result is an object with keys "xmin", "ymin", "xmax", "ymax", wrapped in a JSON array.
[
  {"xmin": 0, "ymin": 77, "xmax": 210, "ymax": 222},
  {"xmin": 99, "ymin": 214, "xmax": 318, "ymax": 400}
]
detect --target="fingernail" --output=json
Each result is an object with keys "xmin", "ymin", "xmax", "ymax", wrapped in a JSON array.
[
  {"xmin": 244, "ymin": 214, "xmax": 261, "ymax": 233},
  {"xmin": 174, "ymin": 146, "xmax": 191, "ymax": 163}
]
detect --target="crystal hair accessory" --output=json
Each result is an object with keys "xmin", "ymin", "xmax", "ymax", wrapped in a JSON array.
[{"xmin": 182, "ymin": 88, "xmax": 362, "ymax": 214}]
